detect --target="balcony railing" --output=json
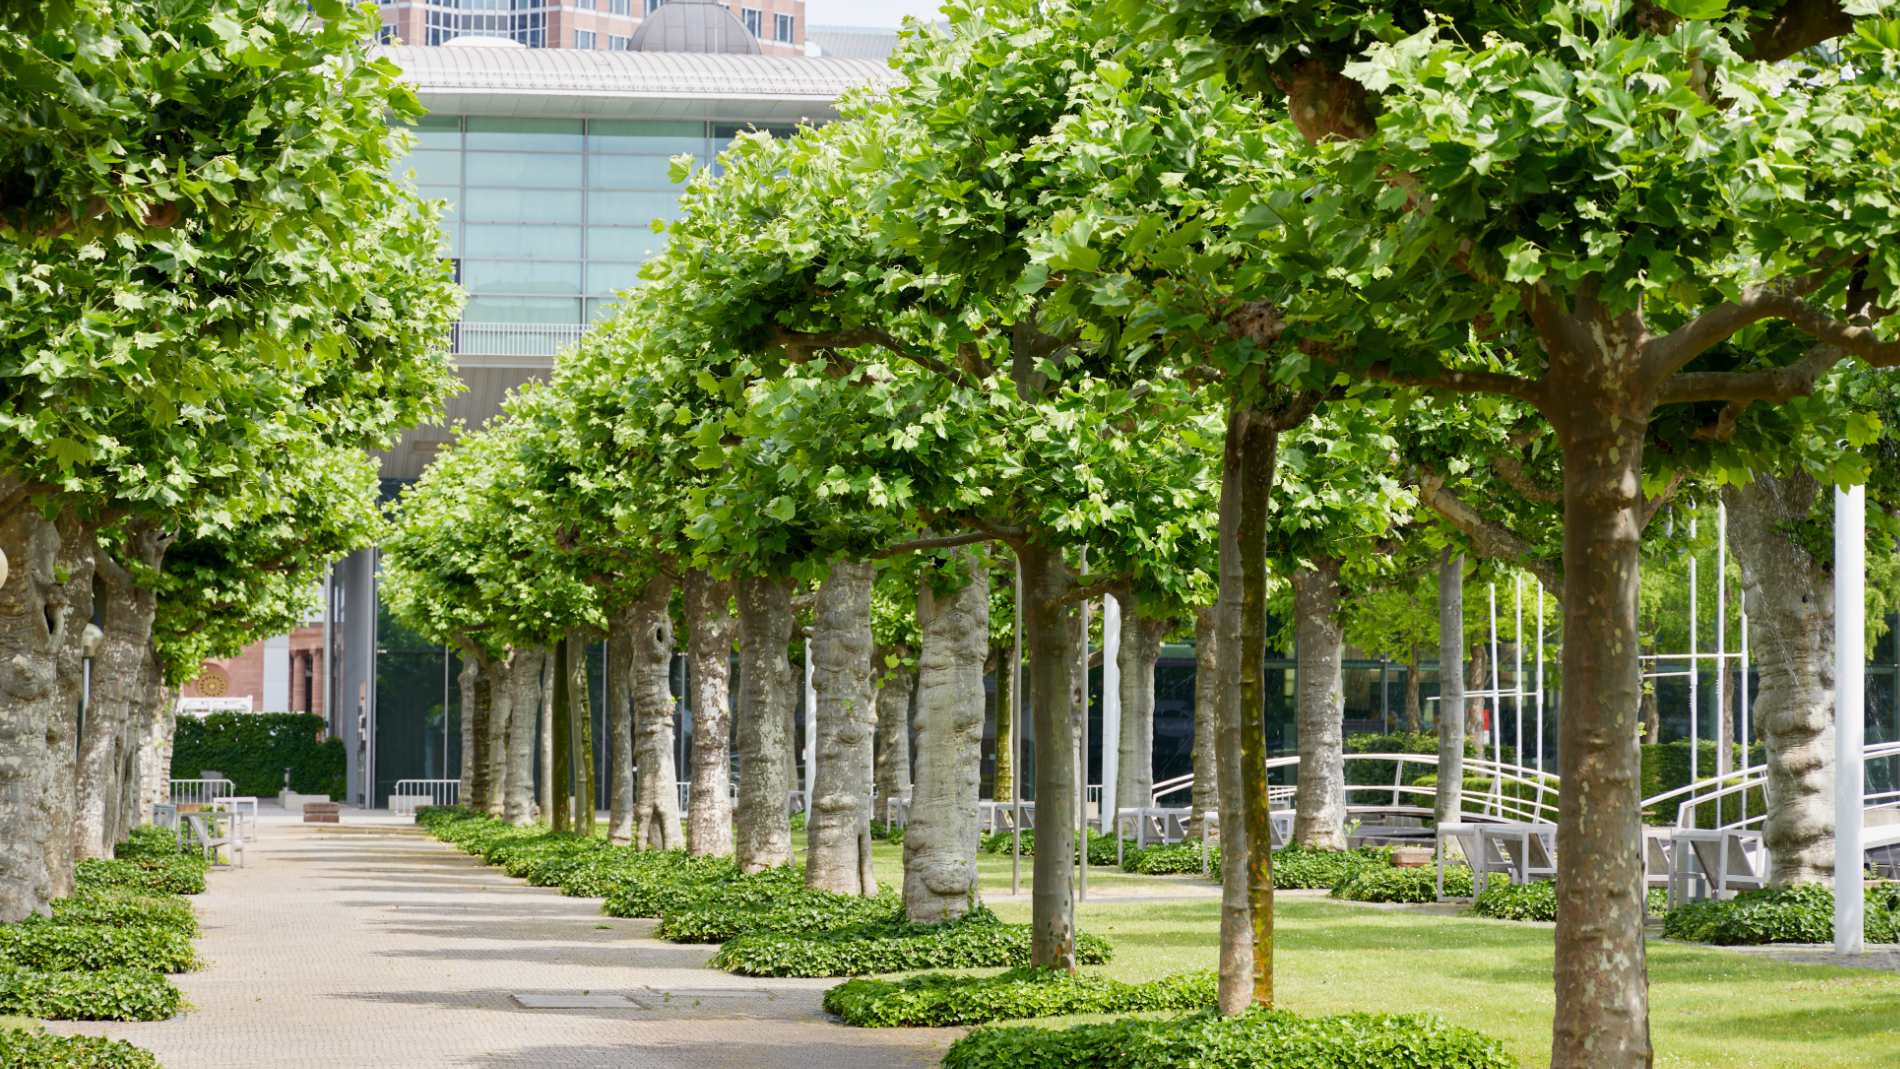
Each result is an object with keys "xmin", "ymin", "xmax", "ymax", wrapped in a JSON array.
[{"xmin": 451, "ymin": 321, "xmax": 592, "ymax": 359}]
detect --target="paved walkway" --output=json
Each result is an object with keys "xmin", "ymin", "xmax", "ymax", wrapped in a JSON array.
[{"xmin": 53, "ymin": 812, "xmax": 954, "ymax": 1069}]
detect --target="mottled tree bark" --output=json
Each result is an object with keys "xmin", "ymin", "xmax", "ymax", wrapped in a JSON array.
[
  {"xmin": 905, "ymin": 554, "xmax": 988, "ymax": 921},
  {"xmin": 808, "ymin": 560, "xmax": 878, "ymax": 896},
  {"xmin": 1234, "ymin": 413, "xmax": 1278, "ymax": 1008},
  {"xmin": 0, "ymin": 502, "xmax": 71, "ymax": 919},
  {"xmin": 607, "ymin": 605, "xmax": 635, "ymax": 846},
  {"xmin": 1020, "ymin": 541, "xmax": 1078, "ymax": 967},
  {"xmin": 115, "ymin": 642, "xmax": 161, "ymax": 845},
  {"xmin": 1292, "ymin": 557, "xmax": 1348, "ymax": 851},
  {"xmin": 1435, "ymin": 551, "xmax": 1467, "ymax": 823},
  {"xmin": 44, "ymin": 514, "xmax": 92, "ymax": 900},
  {"xmin": 1723, "ymin": 473, "xmax": 1835, "ymax": 885},
  {"xmin": 136, "ymin": 681, "xmax": 176, "ymax": 827},
  {"xmin": 1112, "ymin": 592, "xmax": 1166, "ymax": 826},
  {"xmin": 539, "ymin": 651, "xmax": 554, "ymax": 823},
  {"xmin": 570, "ymin": 630, "xmax": 597, "ymax": 837},
  {"xmin": 735, "ymin": 576, "xmax": 795, "ymax": 872},
  {"xmin": 1213, "ymin": 405, "xmax": 1258, "ymax": 1013},
  {"xmin": 628, "ymin": 580, "xmax": 682, "ymax": 851},
  {"xmin": 79, "ymin": 524, "xmax": 168, "ymax": 861},
  {"xmin": 455, "ymin": 644, "xmax": 482, "ymax": 809},
  {"xmin": 551, "ymin": 635, "xmax": 572, "ymax": 834},
  {"xmin": 684, "ymin": 569, "xmax": 737, "ymax": 856},
  {"xmin": 1405, "ymin": 643, "xmax": 1424, "ymax": 735},
  {"xmin": 486, "ymin": 644, "xmax": 514, "ymax": 820},
  {"xmin": 989, "ymin": 643, "xmax": 1010, "ymax": 805},
  {"xmin": 502, "ymin": 647, "xmax": 541, "ymax": 827},
  {"xmin": 873, "ymin": 644, "xmax": 915, "ymax": 820},
  {"xmin": 1189, "ymin": 606, "xmax": 1219, "ymax": 841}
]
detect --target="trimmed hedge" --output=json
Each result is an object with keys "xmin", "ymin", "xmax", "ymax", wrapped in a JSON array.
[
  {"xmin": 942, "ymin": 1007, "xmax": 1514, "ymax": 1069},
  {"xmin": 1662, "ymin": 882, "xmax": 1900, "ymax": 945},
  {"xmin": 0, "ymin": 969, "xmax": 183, "ymax": 1022},
  {"xmin": 824, "ymin": 967, "xmax": 1216, "ymax": 1027},
  {"xmin": 1331, "ymin": 864, "xmax": 1472, "ymax": 903},
  {"xmin": 73, "ymin": 859, "xmax": 204, "ymax": 898},
  {"xmin": 0, "ymin": 925, "xmax": 197, "ymax": 975},
  {"xmin": 0, "ymin": 1029, "xmax": 162, "ymax": 1069},
  {"xmin": 169, "ymin": 710, "xmax": 346, "ymax": 800},
  {"xmin": 710, "ymin": 907, "xmax": 1113, "ymax": 977},
  {"xmin": 1471, "ymin": 879, "xmax": 1670, "ymax": 922}
]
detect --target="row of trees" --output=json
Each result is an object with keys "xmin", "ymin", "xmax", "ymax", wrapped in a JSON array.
[
  {"xmin": 383, "ymin": 2, "xmax": 1899, "ymax": 1067},
  {"xmin": 0, "ymin": 1, "xmax": 462, "ymax": 920}
]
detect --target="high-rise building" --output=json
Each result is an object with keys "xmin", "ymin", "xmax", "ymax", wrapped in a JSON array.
[{"xmin": 375, "ymin": 0, "xmax": 807, "ymax": 58}]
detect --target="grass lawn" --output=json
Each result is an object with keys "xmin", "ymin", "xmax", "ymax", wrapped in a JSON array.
[{"xmin": 823, "ymin": 835, "xmax": 1900, "ymax": 1069}]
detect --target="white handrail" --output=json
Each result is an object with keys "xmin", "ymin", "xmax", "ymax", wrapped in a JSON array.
[
  {"xmin": 391, "ymin": 780, "xmax": 460, "ymax": 807},
  {"xmin": 170, "ymin": 778, "xmax": 235, "ymax": 806}
]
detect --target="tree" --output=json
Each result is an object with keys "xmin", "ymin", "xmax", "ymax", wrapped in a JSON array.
[{"xmin": 1114, "ymin": 2, "xmax": 1900, "ymax": 1062}]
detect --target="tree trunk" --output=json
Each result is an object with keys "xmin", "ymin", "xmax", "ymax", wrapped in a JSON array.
[
  {"xmin": 684, "ymin": 569, "xmax": 737, "ymax": 856},
  {"xmin": 1113, "ymin": 592, "xmax": 1166, "ymax": 826},
  {"xmin": 455, "ymin": 643, "xmax": 482, "ymax": 810},
  {"xmin": 1214, "ymin": 403, "xmax": 1258, "ymax": 1013},
  {"xmin": 570, "ymin": 630, "xmax": 597, "ymax": 836},
  {"xmin": 116, "ymin": 642, "xmax": 162, "ymax": 845},
  {"xmin": 628, "ymin": 580, "xmax": 683, "ymax": 851},
  {"xmin": 607, "ymin": 605, "xmax": 635, "ymax": 846},
  {"xmin": 808, "ymin": 560, "xmax": 878, "ymax": 896},
  {"xmin": 45, "ymin": 512, "xmax": 92, "ymax": 901},
  {"xmin": 502, "ymin": 647, "xmax": 540, "ymax": 826},
  {"xmin": 539, "ymin": 651, "xmax": 554, "ymax": 822},
  {"xmin": 1723, "ymin": 474, "xmax": 1835, "ymax": 886},
  {"xmin": 1405, "ymin": 643, "xmax": 1423, "ymax": 735},
  {"xmin": 1466, "ymin": 640, "xmax": 1490, "ymax": 751},
  {"xmin": 1020, "ymin": 540, "xmax": 1077, "ymax": 966},
  {"xmin": 1435, "ymin": 550, "xmax": 1466, "ymax": 823},
  {"xmin": 1291, "ymin": 557, "xmax": 1348, "ymax": 851},
  {"xmin": 1234, "ymin": 413, "xmax": 1279, "ymax": 1008},
  {"xmin": 989, "ymin": 643, "xmax": 1010, "ymax": 805},
  {"xmin": 137, "ymin": 682, "xmax": 177, "ymax": 826},
  {"xmin": 904, "ymin": 553, "xmax": 989, "ymax": 920},
  {"xmin": 0, "ymin": 501, "xmax": 75, "ymax": 919},
  {"xmin": 487, "ymin": 644, "xmax": 513, "ymax": 820},
  {"xmin": 1546, "ymin": 337, "xmax": 1653, "ymax": 1069},
  {"xmin": 551, "ymin": 636, "xmax": 572, "ymax": 834},
  {"xmin": 735, "ymin": 576, "xmax": 795, "ymax": 872},
  {"xmin": 79, "ymin": 524, "xmax": 168, "ymax": 861},
  {"xmin": 873, "ymin": 645, "xmax": 915, "ymax": 820},
  {"xmin": 1189, "ymin": 606, "xmax": 1219, "ymax": 841}
]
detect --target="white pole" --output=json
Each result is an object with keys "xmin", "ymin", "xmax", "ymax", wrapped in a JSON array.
[
  {"xmin": 1689, "ymin": 517, "xmax": 1700, "ymax": 786},
  {"xmin": 1078, "ymin": 548, "xmax": 1089, "ymax": 904},
  {"xmin": 1514, "ymin": 575, "xmax": 1523, "ymax": 771},
  {"xmin": 1489, "ymin": 582, "xmax": 1501, "ymax": 766},
  {"xmin": 1835, "ymin": 484, "xmax": 1866, "ymax": 955},
  {"xmin": 1102, "ymin": 594, "xmax": 1122, "ymax": 840},
  {"xmin": 1740, "ymin": 610, "xmax": 1751, "ymax": 765},
  {"xmin": 1718, "ymin": 500, "xmax": 1730, "ymax": 779},
  {"xmin": 1536, "ymin": 583, "xmax": 1546, "ymax": 775}
]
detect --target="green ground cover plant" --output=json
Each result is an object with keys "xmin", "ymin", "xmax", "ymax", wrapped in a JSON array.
[
  {"xmin": 1471, "ymin": 880, "xmax": 1669, "ymax": 922},
  {"xmin": 655, "ymin": 889, "xmax": 903, "ymax": 943},
  {"xmin": 0, "ymin": 968, "xmax": 183, "ymax": 1022},
  {"xmin": 710, "ymin": 906, "xmax": 1113, "ymax": 977},
  {"xmin": 1114, "ymin": 842, "xmax": 1390, "ymax": 887},
  {"xmin": 46, "ymin": 891, "xmax": 198, "ymax": 938},
  {"xmin": 1662, "ymin": 883, "xmax": 1900, "ymax": 945},
  {"xmin": 979, "ymin": 829, "xmax": 1129, "ymax": 866},
  {"xmin": 0, "ymin": 924, "xmax": 197, "ymax": 975},
  {"xmin": 823, "ymin": 967, "xmax": 1215, "ymax": 1027},
  {"xmin": 941, "ymin": 1007, "xmax": 1514, "ymax": 1069},
  {"xmin": 0, "ymin": 1028, "xmax": 163, "ymax": 1069},
  {"xmin": 1118, "ymin": 840, "xmax": 1212, "ymax": 875},
  {"xmin": 1331, "ymin": 864, "xmax": 1472, "ymax": 904},
  {"xmin": 73, "ymin": 858, "xmax": 205, "ymax": 898}
]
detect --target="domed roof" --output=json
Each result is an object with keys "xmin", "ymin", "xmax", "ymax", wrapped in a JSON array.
[{"xmin": 628, "ymin": 0, "xmax": 762, "ymax": 54}]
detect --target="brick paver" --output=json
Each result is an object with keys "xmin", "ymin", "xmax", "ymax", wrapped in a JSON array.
[{"xmin": 52, "ymin": 813, "xmax": 954, "ymax": 1069}]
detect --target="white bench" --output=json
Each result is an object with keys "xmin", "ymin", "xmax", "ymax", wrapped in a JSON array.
[{"xmin": 184, "ymin": 811, "xmax": 244, "ymax": 868}]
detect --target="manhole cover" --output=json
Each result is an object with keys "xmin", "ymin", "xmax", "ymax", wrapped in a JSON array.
[{"xmin": 512, "ymin": 994, "xmax": 649, "ymax": 1009}]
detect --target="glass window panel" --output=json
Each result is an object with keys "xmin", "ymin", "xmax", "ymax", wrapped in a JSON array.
[
  {"xmin": 587, "ymin": 190, "xmax": 681, "ymax": 226},
  {"xmin": 588, "ymin": 119, "xmax": 706, "ymax": 155},
  {"xmin": 463, "ymin": 151, "xmax": 581, "ymax": 188},
  {"xmin": 439, "ymin": 223, "xmax": 461, "ymax": 256},
  {"xmin": 463, "ymin": 295, "xmax": 582, "ymax": 324},
  {"xmin": 588, "ymin": 296, "xmax": 631, "ymax": 321},
  {"xmin": 463, "ymin": 224, "xmax": 582, "ymax": 259},
  {"xmin": 465, "ymin": 116, "xmax": 584, "ymax": 152},
  {"xmin": 463, "ymin": 188, "xmax": 582, "ymax": 223},
  {"xmin": 587, "ymin": 154, "xmax": 688, "ymax": 189},
  {"xmin": 464, "ymin": 259, "xmax": 582, "ymax": 295},
  {"xmin": 587, "ymin": 225, "xmax": 665, "ymax": 261},
  {"xmin": 586, "ymin": 261, "xmax": 646, "ymax": 295},
  {"xmin": 417, "ymin": 186, "xmax": 459, "ymax": 222},
  {"xmin": 407, "ymin": 114, "xmax": 462, "ymax": 150},
  {"xmin": 395, "ymin": 150, "xmax": 461, "ymax": 186}
]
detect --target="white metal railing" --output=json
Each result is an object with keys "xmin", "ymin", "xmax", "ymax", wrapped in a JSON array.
[
  {"xmin": 391, "ymin": 780, "xmax": 460, "ymax": 807},
  {"xmin": 1657, "ymin": 740, "xmax": 1900, "ymax": 830},
  {"xmin": 170, "ymin": 779, "xmax": 235, "ymax": 806},
  {"xmin": 453, "ymin": 321, "xmax": 590, "ymax": 358},
  {"xmin": 1152, "ymin": 772, "xmax": 1195, "ymax": 805}
]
